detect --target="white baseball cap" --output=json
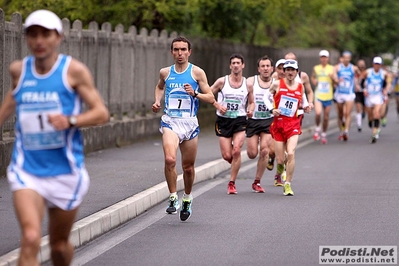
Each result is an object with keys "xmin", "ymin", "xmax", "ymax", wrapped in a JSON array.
[
  {"xmin": 283, "ymin": 60, "xmax": 299, "ymax": 70},
  {"xmin": 373, "ymin": 56, "xmax": 383, "ymax": 65},
  {"xmin": 275, "ymin": 59, "xmax": 286, "ymax": 68},
  {"xmin": 319, "ymin": 50, "xmax": 329, "ymax": 57},
  {"xmin": 25, "ymin": 10, "xmax": 63, "ymax": 34}
]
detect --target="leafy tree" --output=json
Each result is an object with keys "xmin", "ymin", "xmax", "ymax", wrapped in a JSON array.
[{"xmin": 349, "ymin": 0, "xmax": 399, "ymax": 56}]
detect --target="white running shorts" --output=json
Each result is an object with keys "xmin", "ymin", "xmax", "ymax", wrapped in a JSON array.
[
  {"xmin": 7, "ymin": 165, "xmax": 90, "ymax": 210},
  {"xmin": 334, "ymin": 92, "xmax": 355, "ymax": 103},
  {"xmin": 365, "ymin": 94, "xmax": 384, "ymax": 108},
  {"xmin": 160, "ymin": 114, "xmax": 200, "ymax": 143}
]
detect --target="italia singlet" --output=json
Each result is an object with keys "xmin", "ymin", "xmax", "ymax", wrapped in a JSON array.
[
  {"xmin": 11, "ymin": 54, "xmax": 84, "ymax": 177},
  {"xmin": 337, "ymin": 63, "xmax": 355, "ymax": 94},
  {"xmin": 216, "ymin": 75, "xmax": 248, "ymax": 118},
  {"xmin": 253, "ymin": 75, "xmax": 274, "ymax": 120},
  {"xmin": 314, "ymin": 64, "xmax": 334, "ymax": 101},
  {"xmin": 164, "ymin": 63, "xmax": 199, "ymax": 118},
  {"xmin": 365, "ymin": 68, "xmax": 385, "ymax": 95},
  {"xmin": 274, "ymin": 79, "xmax": 303, "ymax": 121}
]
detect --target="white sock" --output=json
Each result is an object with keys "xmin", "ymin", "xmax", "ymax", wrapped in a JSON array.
[
  {"xmin": 321, "ymin": 132, "xmax": 326, "ymax": 138},
  {"xmin": 315, "ymin": 126, "xmax": 321, "ymax": 133},
  {"xmin": 285, "ymin": 181, "xmax": 291, "ymax": 185},
  {"xmin": 356, "ymin": 113, "xmax": 362, "ymax": 127},
  {"xmin": 183, "ymin": 193, "xmax": 192, "ymax": 200},
  {"xmin": 170, "ymin": 192, "xmax": 177, "ymax": 198}
]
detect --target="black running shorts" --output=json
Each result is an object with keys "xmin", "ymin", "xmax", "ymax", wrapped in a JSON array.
[
  {"xmin": 246, "ymin": 118, "xmax": 273, "ymax": 137},
  {"xmin": 215, "ymin": 116, "xmax": 247, "ymax": 138}
]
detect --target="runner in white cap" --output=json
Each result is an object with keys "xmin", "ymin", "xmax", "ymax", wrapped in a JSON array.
[
  {"xmin": 363, "ymin": 56, "xmax": 388, "ymax": 143},
  {"xmin": 0, "ymin": 9, "xmax": 109, "ymax": 265},
  {"xmin": 311, "ymin": 50, "xmax": 334, "ymax": 144},
  {"xmin": 269, "ymin": 60, "xmax": 311, "ymax": 195}
]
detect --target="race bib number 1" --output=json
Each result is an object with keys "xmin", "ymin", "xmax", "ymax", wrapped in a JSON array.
[
  {"xmin": 19, "ymin": 102, "xmax": 65, "ymax": 150},
  {"xmin": 278, "ymin": 95, "xmax": 298, "ymax": 117}
]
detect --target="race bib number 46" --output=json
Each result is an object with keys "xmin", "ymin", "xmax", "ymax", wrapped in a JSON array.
[
  {"xmin": 278, "ymin": 95, "xmax": 298, "ymax": 117},
  {"xmin": 19, "ymin": 102, "xmax": 65, "ymax": 150}
]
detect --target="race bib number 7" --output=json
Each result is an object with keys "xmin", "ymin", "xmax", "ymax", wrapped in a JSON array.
[
  {"xmin": 167, "ymin": 93, "xmax": 192, "ymax": 117},
  {"xmin": 19, "ymin": 102, "xmax": 65, "ymax": 150},
  {"xmin": 278, "ymin": 95, "xmax": 298, "ymax": 117}
]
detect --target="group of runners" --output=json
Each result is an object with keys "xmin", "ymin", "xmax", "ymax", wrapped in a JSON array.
[
  {"xmin": 152, "ymin": 36, "xmax": 315, "ymax": 223},
  {"xmin": 311, "ymin": 50, "xmax": 394, "ymax": 144},
  {"xmin": 1, "ymin": 8, "xmax": 397, "ymax": 264}
]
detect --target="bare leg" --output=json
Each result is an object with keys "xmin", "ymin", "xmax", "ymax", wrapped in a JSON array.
[
  {"xmin": 285, "ymin": 135, "xmax": 299, "ymax": 183},
  {"xmin": 254, "ymin": 133, "xmax": 271, "ymax": 181},
  {"xmin": 13, "ymin": 189, "xmax": 45, "ymax": 266},
  {"xmin": 48, "ymin": 207, "xmax": 79, "ymax": 266},
  {"xmin": 229, "ymin": 131, "xmax": 246, "ymax": 182},
  {"xmin": 179, "ymin": 137, "xmax": 198, "ymax": 195},
  {"xmin": 161, "ymin": 128, "xmax": 180, "ymax": 193}
]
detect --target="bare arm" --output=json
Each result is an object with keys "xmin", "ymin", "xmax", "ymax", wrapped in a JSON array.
[
  {"xmin": 0, "ymin": 61, "xmax": 20, "ymax": 127},
  {"xmin": 210, "ymin": 77, "xmax": 227, "ymax": 113},
  {"xmin": 192, "ymin": 66, "xmax": 217, "ymax": 104},
  {"xmin": 332, "ymin": 64, "xmax": 339, "ymax": 84},
  {"xmin": 152, "ymin": 67, "xmax": 169, "ymax": 113},
  {"xmin": 246, "ymin": 77, "xmax": 255, "ymax": 118},
  {"xmin": 311, "ymin": 67, "xmax": 318, "ymax": 86},
  {"xmin": 48, "ymin": 59, "xmax": 109, "ymax": 130},
  {"xmin": 301, "ymin": 72, "xmax": 314, "ymax": 108}
]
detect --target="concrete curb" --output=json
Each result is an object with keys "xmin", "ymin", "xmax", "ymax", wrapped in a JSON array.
[{"xmin": 0, "ymin": 119, "xmax": 330, "ymax": 266}]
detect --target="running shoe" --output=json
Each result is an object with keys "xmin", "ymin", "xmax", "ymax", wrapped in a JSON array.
[
  {"xmin": 283, "ymin": 183, "xmax": 294, "ymax": 196},
  {"xmin": 370, "ymin": 136, "xmax": 377, "ymax": 144},
  {"xmin": 320, "ymin": 136, "xmax": 327, "ymax": 144},
  {"xmin": 266, "ymin": 156, "xmax": 274, "ymax": 171},
  {"xmin": 180, "ymin": 198, "xmax": 192, "ymax": 221},
  {"xmin": 166, "ymin": 194, "xmax": 180, "ymax": 214},
  {"xmin": 338, "ymin": 133, "xmax": 344, "ymax": 141},
  {"xmin": 252, "ymin": 182, "xmax": 265, "ymax": 193},
  {"xmin": 358, "ymin": 127, "xmax": 362, "ymax": 132},
  {"xmin": 343, "ymin": 132, "xmax": 348, "ymax": 141},
  {"xmin": 313, "ymin": 131, "xmax": 320, "ymax": 141},
  {"xmin": 227, "ymin": 182, "xmax": 237, "ymax": 194},
  {"xmin": 274, "ymin": 174, "xmax": 284, "ymax": 187},
  {"xmin": 381, "ymin": 117, "xmax": 387, "ymax": 127}
]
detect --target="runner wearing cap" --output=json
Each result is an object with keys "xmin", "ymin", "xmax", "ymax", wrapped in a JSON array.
[
  {"xmin": 269, "ymin": 60, "xmax": 311, "ymax": 196},
  {"xmin": 0, "ymin": 9, "xmax": 109, "ymax": 265},
  {"xmin": 332, "ymin": 51, "xmax": 360, "ymax": 141},
  {"xmin": 246, "ymin": 55, "xmax": 275, "ymax": 192},
  {"xmin": 266, "ymin": 58, "xmax": 286, "ymax": 172},
  {"xmin": 284, "ymin": 52, "xmax": 314, "ymax": 124},
  {"xmin": 363, "ymin": 56, "xmax": 388, "ymax": 143},
  {"xmin": 311, "ymin": 50, "xmax": 334, "ymax": 144}
]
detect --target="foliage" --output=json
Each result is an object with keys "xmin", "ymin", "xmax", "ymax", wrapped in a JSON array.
[{"xmin": 1, "ymin": 0, "xmax": 399, "ymax": 56}]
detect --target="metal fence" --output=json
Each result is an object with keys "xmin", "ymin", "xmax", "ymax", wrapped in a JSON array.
[{"xmin": 0, "ymin": 9, "xmax": 339, "ymax": 140}]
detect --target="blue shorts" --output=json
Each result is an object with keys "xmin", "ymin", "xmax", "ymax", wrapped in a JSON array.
[{"xmin": 317, "ymin": 99, "xmax": 333, "ymax": 108}]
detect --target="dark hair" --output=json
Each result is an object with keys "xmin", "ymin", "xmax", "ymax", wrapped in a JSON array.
[
  {"xmin": 170, "ymin": 36, "xmax": 191, "ymax": 51},
  {"xmin": 257, "ymin": 55, "xmax": 274, "ymax": 67},
  {"xmin": 229, "ymin": 53, "xmax": 244, "ymax": 64}
]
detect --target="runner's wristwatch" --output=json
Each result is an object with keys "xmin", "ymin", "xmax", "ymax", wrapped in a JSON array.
[{"xmin": 68, "ymin": 116, "xmax": 77, "ymax": 128}]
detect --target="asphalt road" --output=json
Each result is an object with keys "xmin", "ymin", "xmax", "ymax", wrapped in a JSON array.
[
  {"xmin": 67, "ymin": 106, "xmax": 399, "ymax": 266},
  {"xmin": 0, "ymin": 109, "xmax": 316, "ymax": 256}
]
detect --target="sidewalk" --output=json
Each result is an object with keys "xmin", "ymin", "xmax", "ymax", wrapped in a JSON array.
[{"xmin": 0, "ymin": 111, "xmax": 331, "ymax": 265}]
